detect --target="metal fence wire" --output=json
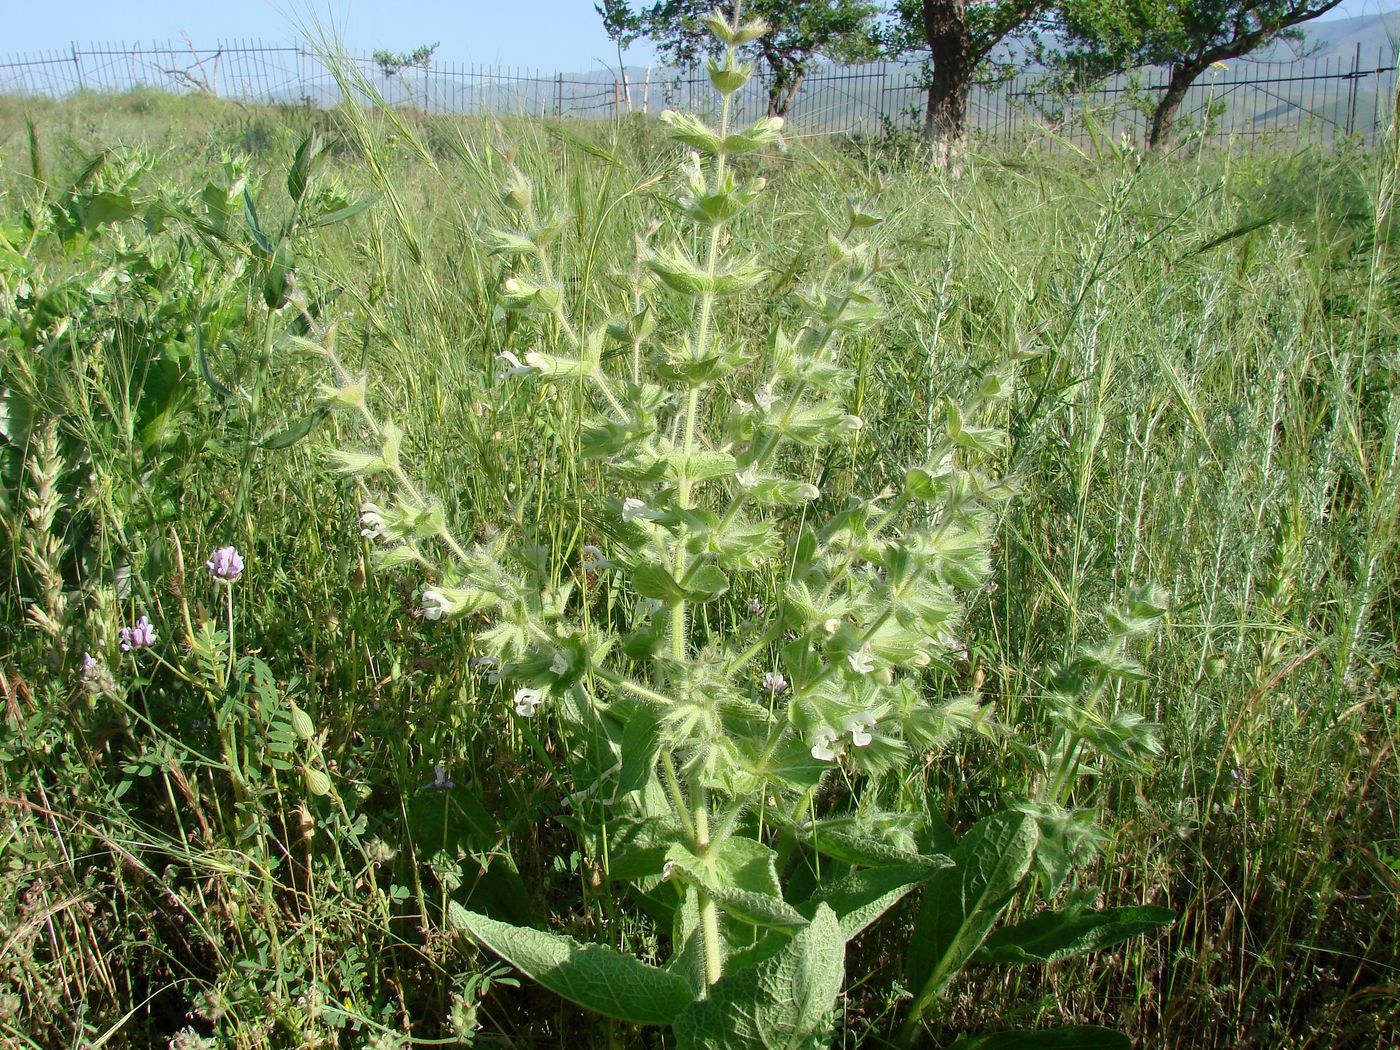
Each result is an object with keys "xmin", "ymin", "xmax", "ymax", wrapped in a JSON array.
[{"xmin": 1, "ymin": 40, "xmax": 1395, "ymax": 147}]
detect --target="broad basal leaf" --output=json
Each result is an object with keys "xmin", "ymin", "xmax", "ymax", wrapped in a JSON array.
[
  {"xmin": 907, "ymin": 812, "xmax": 1038, "ymax": 1002},
  {"xmin": 673, "ymin": 904, "xmax": 843, "ymax": 1050},
  {"xmin": 448, "ymin": 905, "xmax": 692, "ymax": 1025}
]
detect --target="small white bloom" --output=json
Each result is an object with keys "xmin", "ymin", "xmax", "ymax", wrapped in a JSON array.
[
  {"xmin": 551, "ymin": 651, "xmax": 570, "ymax": 676},
  {"xmin": 621, "ymin": 497, "xmax": 656, "ymax": 523},
  {"xmin": 748, "ymin": 598, "xmax": 764, "ymax": 616},
  {"xmin": 735, "ymin": 465, "xmax": 761, "ymax": 489},
  {"xmin": 810, "ymin": 728, "xmax": 841, "ymax": 762},
  {"xmin": 496, "ymin": 350, "xmax": 535, "ymax": 379},
  {"xmin": 581, "ymin": 544, "xmax": 610, "ymax": 571},
  {"xmin": 847, "ymin": 645, "xmax": 875, "ymax": 675},
  {"xmin": 753, "ymin": 384, "xmax": 778, "ymax": 410},
  {"xmin": 513, "ymin": 687, "xmax": 543, "ymax": 717},
  {"xmin": 470, "ymin": 655, "xmax": 499, "ymax": 671},
  {"xmin": 842, "ymin": 711, "xmax": 878, "ymax": 747},
  {"xmin": 359, "ymin": 501, "xmax": 386, "ymax": 540},
  {"xmin": 761, "ymin": 671, "xmax": 787, "ymax": 695},
  {"xmin": 421, "ymin": 589, "xmax": 452, "ymax": 621}
]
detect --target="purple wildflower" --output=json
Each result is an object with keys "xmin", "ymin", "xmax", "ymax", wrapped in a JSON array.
[
  {"xmin": 119, "ymin": 616, "xmax": 157, "ymax": 652},
  {"xmin": 206, "ymin": 545, "xmax": 245, "ymax": 583}
]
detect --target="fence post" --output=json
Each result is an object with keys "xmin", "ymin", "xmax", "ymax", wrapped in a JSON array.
[
  {"xmin": 555, "ymin": 72, "xmax": 563, "ymax": 117},
  {"xmin": 69, "ymin": 42, "xmax": 85, "ymax": 92},
  {"xmin": 1344, "ymin": 41, "xmax": 1360, "ymax": 138},
  {"xmin": 1373, "ymin": 45, "xmax": 1385, "ymax": 145}
]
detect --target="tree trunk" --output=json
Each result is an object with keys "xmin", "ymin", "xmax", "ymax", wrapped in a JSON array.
[
  {"xmin": 1147, "ymin": 61, "xmax": 1205, "ymax": 149},
  {"xmin": 921, "ymin": 0, "xmax": 972, "ymax": 142},
  {"xmin": 767, "ymin": 68, "xmax": 806, "ymax": 117},
  {"xmin": 921, "ymin": 0, "xmax": 974, "ymax": 167}
]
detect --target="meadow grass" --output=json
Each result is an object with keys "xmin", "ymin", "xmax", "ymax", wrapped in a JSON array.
[{"xmin": 0, "ymin": 88, "xmax": 1396, "ymax": 1048}]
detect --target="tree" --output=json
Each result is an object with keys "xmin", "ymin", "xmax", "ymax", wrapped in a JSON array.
[
  {"xmin": 604, "ymin": 0, "xmax": 883, "ymax": 116},
  {"xmin": 1053, "ymin": 0, "xmax": 1346, "ymax": 148},
  {"xmin": 886, "ymin": 0, "xmax": 1051, "ymax": 151},
  {"xmin": 372, "ymin": 42, "xmax": 440, "ymax": 79},
  {"xmin": 596, "ymin": 0, "xmax": 645, "ymax": 111}
]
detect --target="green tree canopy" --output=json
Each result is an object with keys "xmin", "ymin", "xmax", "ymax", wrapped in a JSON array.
[
  {"xmin": 1053, "ymin": 0, "xmax": 1346, "ymax": 147},
  {"xmin": 600, "ymin": 0, "xmax": 883, "ymax": 116}
]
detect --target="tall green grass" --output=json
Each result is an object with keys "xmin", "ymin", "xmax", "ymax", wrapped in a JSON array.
[{"xmin": 0, "ymin": 90, "xmax": 1396, "ymax": 1047}]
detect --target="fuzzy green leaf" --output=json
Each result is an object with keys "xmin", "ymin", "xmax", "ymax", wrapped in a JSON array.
[
  {"xmin": 672, "ymin": 904, "xmax": 843, "ymax": 1050},
  {"xmin": 448, "ymin": 905, "xmax": 692, "ymax": 1025},
  {"xmin": 681, "ymin": 564, "xmax": 729, "ymax": 603},
  {"xmin": 801, "ymin": 860, "xmax": 951, "ymax": 940},
  {"xmin": 666, "ymin": 846, "xmax": 807, "ymax": 930},
  {"xmin": 907, "ymin": 812, "xmax": 1039, "ymax": 1003}
]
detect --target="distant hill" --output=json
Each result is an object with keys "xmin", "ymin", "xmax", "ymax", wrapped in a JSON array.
[{"xmin": 1260, "ymin": 10, "xmax": 1398, "ymax": 62}]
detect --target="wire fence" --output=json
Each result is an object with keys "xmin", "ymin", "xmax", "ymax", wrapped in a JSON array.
[{"xmin": 1, "ymin": 39, "xmax": 1394, "ymax": 148}]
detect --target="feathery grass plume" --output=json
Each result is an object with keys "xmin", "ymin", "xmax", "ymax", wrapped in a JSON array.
[{"xmin": 20, "ymin": 419, "xmax": 67, "ymax": 645}]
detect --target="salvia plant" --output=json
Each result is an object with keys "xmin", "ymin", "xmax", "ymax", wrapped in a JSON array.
[{"xmin": 308, "ymin": 5, "xmax": 1174, "ymax": 1045}]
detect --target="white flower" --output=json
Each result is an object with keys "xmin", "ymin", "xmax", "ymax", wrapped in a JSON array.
[
  {"xmin": 513, "ymin": 687, "xmax": 543, "ymax": 717},
  {"xmin": 842, "ymin": 711, "xmax": 878, "ymax": 747},
  {"xmin": 550, "ymin": 651, "xmax": 570, "ymax": 676},
  {"xmin": 358, "ymin": 501, "xmax": 386, "ymax": 540},
  {"xmin": 421, "ymin": 589, "xmax": 453, "ymax": 620},
  {"xmin": 581, "ymin": 544, "xmax": 610, "ymax": 571},
  {"xmin": 847, "ymin": 645, "xmax": 875, "ymax": 675},
  {"xmin": 761, "ymin": 671, "xmax": 787, "ymax": 695},
  {"xmin": 753, "ymin": 383, "xmax": 778, "ymax": 410},
  {"xmin": 621, "ymin": 497, "xmax": 657, "ymax": 523},
  {"xmin": 810, "ymin": 728, "xmax": 841, "ymax": 762},
  {"xmin": 495, "ymin": 350, "xmax": 535, "ymax": 379},
  {"xmin": 748, "ymin": 598, "xmax": 764, "ymax": 616},
  {"xmin": 735, "ymin": 465, "xmax": 761, "ymax": 489}
]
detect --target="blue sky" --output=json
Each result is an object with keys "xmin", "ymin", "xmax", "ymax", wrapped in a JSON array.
[{"xmin": 6, "ymin": 0, "xmax": 1394, "ymax": 74}]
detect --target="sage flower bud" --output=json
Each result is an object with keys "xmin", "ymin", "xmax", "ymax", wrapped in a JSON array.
[
  {"xmin": 513, "ymin": 687, "xmax": 544, "ymax": 717},
  {"xmin": 810, "ymin": 728, "xmax": 841, "ymax": 762}
]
